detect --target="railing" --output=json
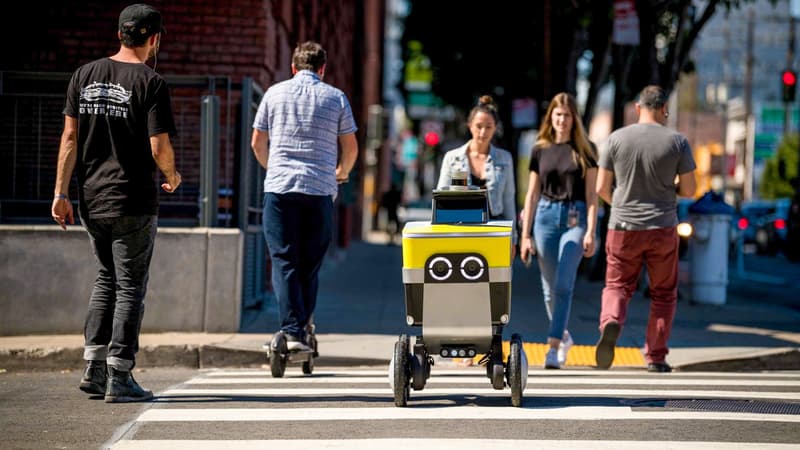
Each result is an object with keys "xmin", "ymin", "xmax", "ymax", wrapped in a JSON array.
[{"xmin": 0, "ymin": 70, "xmax": 271, "ymax": 322}]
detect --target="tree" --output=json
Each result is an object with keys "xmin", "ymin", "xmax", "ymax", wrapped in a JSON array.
[
  {"xmin": 760, "ymin": 133, "xmax": 799, "ymax": 200},
  {"xmin": 401, "ymin": 1, "xmax": 771, "ymax": 133}
]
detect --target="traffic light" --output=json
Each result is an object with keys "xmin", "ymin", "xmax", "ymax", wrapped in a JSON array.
[
  {"xmin": 423, "ymin": 131, "xmax": 440, "ymax": 147},
  {"xmin": 782, "ymin": 69, "xmax": 797, "ymax": 103}
]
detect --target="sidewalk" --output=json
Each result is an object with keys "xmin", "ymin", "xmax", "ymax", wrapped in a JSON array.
[{"xmin": 2, "ymin": 236, "xmax": 799, "ymax": 372}]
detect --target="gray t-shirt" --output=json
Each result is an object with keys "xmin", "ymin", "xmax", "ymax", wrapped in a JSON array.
[{"xmin": 599, "ymin": 123, "xmax": 696, "ymax": 230}]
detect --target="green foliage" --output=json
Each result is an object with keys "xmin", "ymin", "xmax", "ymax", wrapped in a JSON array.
[{"xmin": 760, "ymin": 133, "xmax": 799, "ymax": 199}]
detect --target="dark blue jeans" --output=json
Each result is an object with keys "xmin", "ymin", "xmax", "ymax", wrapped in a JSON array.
[
  {"xmin": 263, "ymin": 192, "xmax": 333, "ymax": 339},
  {"xmin": 82, "ymin": 215, "xmax": 157, "ymax": 371}
]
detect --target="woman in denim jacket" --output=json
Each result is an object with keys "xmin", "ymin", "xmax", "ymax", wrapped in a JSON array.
[
  {"xmin": 436, "ymin": 95, "xmax": 517, "ymax": 256},
  {"xmin": 519, "ymin": 92, "xmax": 598, "ymax": 369}
]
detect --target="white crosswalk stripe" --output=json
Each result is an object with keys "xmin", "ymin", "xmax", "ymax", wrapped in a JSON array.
[
  {"xmin": 184, "ymin": 375, "xmax": 800, "ymax": 386},
  {"xmin": 110, "ymin": 367, "xmax": 800, "ymax": 449},
  {"xmin": 111, "ymin": 439, "xmax": 800, "ymax": 450}
]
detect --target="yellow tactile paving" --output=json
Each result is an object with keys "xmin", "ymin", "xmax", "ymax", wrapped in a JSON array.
[{"xmin": 466, "ymin": 341, "xmax": 646, "ymax": 368}]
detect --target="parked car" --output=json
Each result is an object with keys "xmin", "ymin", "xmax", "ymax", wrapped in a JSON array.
[
  {"xmin": 753, "ymin": 198, "xmax": 791, "ymax": 255},
  {"xmin": 737, "ymin": 200, "xmax": 777, "ymax": 245}
]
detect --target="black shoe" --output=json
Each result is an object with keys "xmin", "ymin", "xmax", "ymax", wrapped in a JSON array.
[
  {"xmin": 105, "ymin": 367, "xmax": 153, "ymax": 403},
  {"xmin": 595, "ymin": 320, "xmax": 621, "ymax": 369},
  {"xmin": 647, "ymin": 362, "xmax": 672, "ymax": 373},
  {"xmin": 79, "ymin": 360, "xmax": 107, "ymax": 395}
]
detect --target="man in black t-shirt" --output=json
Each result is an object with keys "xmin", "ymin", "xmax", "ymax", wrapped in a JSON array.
[{"xmin": 51, "ymin": 3, "xmax": 181, "ymax": 403}]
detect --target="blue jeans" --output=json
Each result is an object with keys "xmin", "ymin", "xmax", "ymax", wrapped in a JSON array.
[
  {"xmin": 263, "ymin": 192, "xmax": 333, "ymax": 339},
  {"xmin": 533, "ymin": 199, "xmax": 587, "ymax": 340},
  {"xmin": 82, "ymin": 215, "xmax": 157, "ymax": 371}
]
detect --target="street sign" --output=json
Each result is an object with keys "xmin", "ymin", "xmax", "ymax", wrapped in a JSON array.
[
  {"xmin": 404, "ymin": 40, "xmax": 432, "ymax": 92},
  {"xmin": 756, "ymin": 104, "xmax": 799, "ymax": 161},
  {"xmin": 612, "ymin": 0, "xmax": 640, "ymax": 45}
]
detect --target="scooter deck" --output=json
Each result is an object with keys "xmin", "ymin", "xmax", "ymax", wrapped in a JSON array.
[{"xmin": 265, "ymin": 347, "xmax": 314, "ymax": 360}]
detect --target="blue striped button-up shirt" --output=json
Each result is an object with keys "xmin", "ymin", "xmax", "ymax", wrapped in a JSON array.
[{"xmin": 253, "ymin": 70, "xmax": 358, "ymax": 196}]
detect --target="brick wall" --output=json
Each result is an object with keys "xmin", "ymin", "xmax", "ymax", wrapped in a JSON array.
[
  {"xmin": 2, "ymin": 0, "xmax": 383, "ymax": 233},
  {"xmin": 3, "ymin": 0, "xmax": 361, "ymax": 95}
]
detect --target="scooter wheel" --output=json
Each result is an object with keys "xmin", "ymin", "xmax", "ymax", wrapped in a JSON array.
[
  {"xmin": 303, "ymin": 335, "xmax": 317, "ymax": 374},
  {"xmin": 269, "ymin": 332, "xmax": 288, "ymax": 378},
  {"xmin": 302, "ymin": 357, "xmax": 314, "ymax": 375},
  {"xmin": 392, "ymin": 334, "xmax": 410, "ymax": 406},
  {"xmin": 508, "ymin": 334, "xmax": 524, "ymax": 407}
]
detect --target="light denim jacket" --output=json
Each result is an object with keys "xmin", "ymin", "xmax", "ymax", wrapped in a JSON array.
[{"xmin": 436, "ymin": 142, "xmax": 517, "ymax": 244}]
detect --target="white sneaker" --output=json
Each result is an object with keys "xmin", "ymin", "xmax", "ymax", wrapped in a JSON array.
[
  {"xmin": 544, "ymin": 348, "xmax": 560, "ymax": 369},
  {"xmin": 285, "ymin": 334, "xmax": 312, "ymax": 352},
  {"xmin": 558, "ymin": 330, "xmax": 573, "ymax": 366}
]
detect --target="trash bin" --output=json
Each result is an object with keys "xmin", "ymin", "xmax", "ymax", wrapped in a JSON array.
[{"xmin": 687, "ymin": 191, "xmax": 736, "ymax": 305}]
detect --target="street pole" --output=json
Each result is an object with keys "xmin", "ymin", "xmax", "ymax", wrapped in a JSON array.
[
  {"xmin": 743, "ymin": 8, "xmax": 754, "ymax": 201},
  {"xmin": 785, "ymin": 16, "xmax": 796, "ymax": 136}
]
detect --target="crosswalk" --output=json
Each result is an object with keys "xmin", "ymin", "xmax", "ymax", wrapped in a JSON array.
[{"xmin": 108, "ymin": 367, "xmax": 800, "ymax": 449}]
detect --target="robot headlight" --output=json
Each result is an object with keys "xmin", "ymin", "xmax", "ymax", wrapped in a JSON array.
[
  {"xmin": 460, "ymin": 256, "xmax": 485, "ymax": 280},
  {"xmin": 428, "ymin": 256, "xmax": 453, "ymax": 281}
]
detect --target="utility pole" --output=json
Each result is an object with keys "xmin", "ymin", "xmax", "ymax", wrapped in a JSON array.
[
  {"xmin": 743, "ymin": 8, "xmax": 754, "ymax": 201},
  {"xmin": 785, "ymin": 16, "xmax": 796, "ymax": 136}
]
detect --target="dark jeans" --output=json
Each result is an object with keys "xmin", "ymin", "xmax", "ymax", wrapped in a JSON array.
[
  {"xmin": 263, "ymin": 192, "xmax": 333, "ymax": 339},
  {"xmin": 82, "ymin": 215, "xmax": 157, "ymax": 371}
]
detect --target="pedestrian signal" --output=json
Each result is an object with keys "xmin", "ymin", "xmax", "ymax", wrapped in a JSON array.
[{"xmin": 782, "ymin": 70, "xmax": 796, "ymax": 103}]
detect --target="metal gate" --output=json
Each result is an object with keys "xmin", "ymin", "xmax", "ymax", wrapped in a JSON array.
[
  {"xmin": 0, "ymin": 71, "xmax": 271, "ymax": 323},
  {"xmin": 237, "ymin": 78, "xmax": 271, "ymax": 312}
]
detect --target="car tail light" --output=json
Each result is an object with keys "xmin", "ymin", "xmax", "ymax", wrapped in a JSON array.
[
  {"xmin": 775, "ymin": 218, "xmax": 786, "ymax": 230},
  {"xmin": 738, "ymin": 217, "xmax": 749, "ymax": 230}
]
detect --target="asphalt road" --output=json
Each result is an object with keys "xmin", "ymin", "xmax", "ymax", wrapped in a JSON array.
[
  {"xmin": 2, "ymin": 366, "xmax": 799, "ymax": 449},
  {"xmin": 0, "ymin": 367, "xmax": 196, "ymax": 449}
]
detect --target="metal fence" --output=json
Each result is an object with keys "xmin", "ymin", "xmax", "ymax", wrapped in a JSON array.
[{"xmin": 0, "ymin": 71, "xmax": 270, "ymax": 316}]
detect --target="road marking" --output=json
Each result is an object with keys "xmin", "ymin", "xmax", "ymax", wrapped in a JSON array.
[
  {"xmin": 110, "ymin": 439, "xmax": 800, "ymax": 450},
  {"xmin": 184, "ymin": 376, "xmax": 800, "ymax": 387},
  {"xmin": 202, "ymin": 369, "xmax": 800, "ymax": 378},
  {"xmin": 136, "ymin": 406, "xmax": 800, "ymax": 423},
  {"xmin": 161, "ymin": 387, "xmax": 800, "ymax": 400}
]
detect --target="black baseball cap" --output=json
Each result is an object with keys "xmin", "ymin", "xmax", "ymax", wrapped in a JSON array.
[{"xmin": 119, "ymin": 4, "xmax": 165, "ymax": 38}]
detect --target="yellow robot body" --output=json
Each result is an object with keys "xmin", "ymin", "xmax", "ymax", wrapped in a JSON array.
[{"xmin": 401, "ymin": 216, "xmax": 513, "ymax": 356}]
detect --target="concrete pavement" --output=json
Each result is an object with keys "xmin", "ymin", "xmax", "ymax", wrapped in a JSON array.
[{"xmin": 1, "ymin": 234, "xmax": 799, "ymax": 372}]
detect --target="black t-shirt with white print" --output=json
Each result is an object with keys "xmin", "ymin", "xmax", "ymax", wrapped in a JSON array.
[{"xmin": 63, "ymin": 58, "xmax": 176, "ymax": 219}]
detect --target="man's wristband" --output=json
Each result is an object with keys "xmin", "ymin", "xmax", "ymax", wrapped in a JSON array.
[{"xmin": 55, "ymin": 194, "xmax": 68, "ymax": 200}]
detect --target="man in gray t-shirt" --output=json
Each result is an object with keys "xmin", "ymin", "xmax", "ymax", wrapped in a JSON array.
[{"xmin": 594, "ymin": 85, "xmax": 696, "ymax": 373}]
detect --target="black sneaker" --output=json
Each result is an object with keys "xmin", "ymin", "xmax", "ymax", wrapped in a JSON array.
[
  {"xmin": 79, "ymin": 360, "xmax": 107, "ymax": 395},
  {"xmin": 595, "ymin": 320, "xmax": 621, "ymax": 369},
  {"xmin": 647, "ymin": 362, "xmax": 672, "ymax": 373},
  {"xmin": 105, "ymin": 367, "xmax": 153, "ymax": 403}
]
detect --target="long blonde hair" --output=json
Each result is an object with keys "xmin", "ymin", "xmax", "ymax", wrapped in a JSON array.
[{"xmin": 535, "ymin": 92, "xmax": 595, "ymax": 175}]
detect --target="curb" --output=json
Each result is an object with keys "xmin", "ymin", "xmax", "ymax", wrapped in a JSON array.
[
  {"xmin": 2, "ymin": 345, "xmax": 798, "ymax": 373},
  {"xmin": 675, "ymin": 348, "xmax": 800, "ymax": 372},
  {"xmin": 0, "ymin": 345, "xmax": 391, "ymax": 372}
]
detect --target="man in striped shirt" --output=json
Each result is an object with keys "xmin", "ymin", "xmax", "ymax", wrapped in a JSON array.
[{"xmin": 251, "ymin": 41, "xmax": 358, "ymax": 351}]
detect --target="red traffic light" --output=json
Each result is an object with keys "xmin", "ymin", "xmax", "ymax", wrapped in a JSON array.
[
  {"xmin": 423, "ymin": 131, "xmax": 440, "ymax": 146},
  {"xmin": 783, "ymin": 70, "xmax": 797, "ymax": 86}
]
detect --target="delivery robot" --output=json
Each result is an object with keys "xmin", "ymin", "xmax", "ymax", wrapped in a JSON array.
[{"xmin": 390, "ymin": 186, "xmax": 528, "ymax": 407}]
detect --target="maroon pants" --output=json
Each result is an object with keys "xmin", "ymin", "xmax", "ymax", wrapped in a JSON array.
[{"xmin": 600, "ymin": 227, "xmax": 679, "ymax": 364}]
